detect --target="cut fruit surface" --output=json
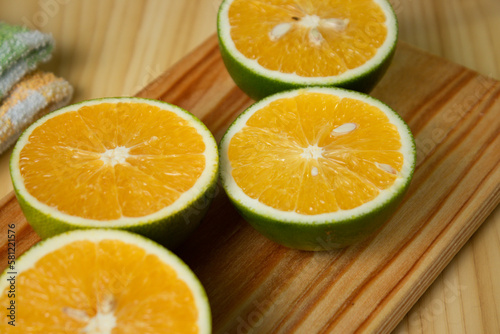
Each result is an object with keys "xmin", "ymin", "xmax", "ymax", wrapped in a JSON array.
[
  {"xmin": 10, "ymin": 97, "xmax": 219, "ymax": 247},
  {"xmin": 217, "ymin": 0, "xmax": 398, "ymax": 100},
  {"xmin": 220, "ymin": 87, "xmax": 415, "ymax": 250},
  {"xmin": 0, "ymin": 229, "xmax": 211, "ymax": 333}
]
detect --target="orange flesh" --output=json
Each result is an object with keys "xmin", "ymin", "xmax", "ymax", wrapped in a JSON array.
[
  {"xmin": 228, "ymin": 92, "xmax": 403, "ymax": 215},
  {"xmin": 19, "ymin": 102, "xmax": 206, "ymax": 220},
  {"xmin": 0, "ymin": 239, "xmax": 199, "ymax": 333},
  {"xmin": 228, "ymin": 0, "xmax": 388, "ymax": 76}
]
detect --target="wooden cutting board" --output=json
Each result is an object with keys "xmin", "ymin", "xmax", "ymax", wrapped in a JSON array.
[{"xmin": 1, "ymin": 35, "xmax": 499, "ymax": 333}]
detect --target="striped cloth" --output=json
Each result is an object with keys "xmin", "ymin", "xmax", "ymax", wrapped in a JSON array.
[
  {"xmin": 0, "ymin": 22, "xmax": 73, "ymax": 154},
  {"xmin": 0, "ymin": 71, "xmax": 73, "ymax": 154}
]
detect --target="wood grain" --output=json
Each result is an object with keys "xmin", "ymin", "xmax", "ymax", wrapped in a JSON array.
[{"xmin": 1, "ymin": 36, "xmax": 498, "ymax": 333}]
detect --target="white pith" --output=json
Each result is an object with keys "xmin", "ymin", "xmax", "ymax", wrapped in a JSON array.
[
  {"xmin": 82, "ymin": 311, "xmax": 117, "ymax": 334},
  {"xmin": 0, "ymin": 230, "xmax": 211, "ymax": 333},
  {"xmin": 265, "ymin": 15, "xmax": 350, "ymax": 42},
  {"xmin": 10, "ymin": 97, "xmax": 219, "ymax": 228},
  {"xmin": 300, "ymin": 144, "xmax": 323, "ymax": 159},
  {"xmin": 287, "ymin": 15, "xmax": 350, "ymax": 46},
  {"xmin": 63, "ymin": 293, "xmax": 117, "ymax": 333},
  {"xmin": 220, "ymin": 87, "xmax": 415, "ymax": 224},
  {"xmin": 219, "ymin": 0, "xmax": 398, "ymax": 83},
  {"xmin": 100, "ymin": 146, "xmax": 131, "ymax": 167},
  {"xmin": 300, "ymin": 14, "xmax": 321, "ymax": 28}
]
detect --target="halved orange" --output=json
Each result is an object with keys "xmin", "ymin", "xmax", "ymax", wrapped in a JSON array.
[
  {"xmin": 0, "ymin": 229, "xmax": 211, "ymax": 333},
  {"xmin": 10, "ymin": 97, "xmax": 219, "ymax": 248},
  {"xmin": 220, "ymin": 87, "xmax": 415, "ymax": 250},
  {"xmin": 217, "ymin": 0, "xmax": 398, "ymax": 100}
]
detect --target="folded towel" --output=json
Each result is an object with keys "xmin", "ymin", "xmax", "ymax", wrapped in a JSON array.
[
  {"xmin": 0, "ymin": 22, "xmax": 54, "ymax": 100},
  {"xmin": 0, "ymin": 71, "xmax": 73, "ymax": 154}
]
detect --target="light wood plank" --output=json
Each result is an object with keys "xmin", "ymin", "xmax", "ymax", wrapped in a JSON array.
[
  {"xmin": 0, "ymin": 37, "xmax": 498, "ymax": 333},
  {"xmin": 0, "ymin": 1, "xmax": 499, "ymax": 332}
]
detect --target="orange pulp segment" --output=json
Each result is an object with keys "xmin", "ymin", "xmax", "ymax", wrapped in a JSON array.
[
  {"xmin": 228, "ymin": 0, "xmax": 388, "ymax": 77},
  {"xmin": 0, "ymin": 238, "xmax": 199, "ymax": 333},
  {"xmin": 18, "ymin": 102, "xmax": 206, "ymax": 220},
  {"xmin": 228, "ymin": 92, "xmax": 403, "ymax": 215}
]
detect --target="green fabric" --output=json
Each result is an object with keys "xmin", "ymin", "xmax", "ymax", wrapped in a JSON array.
[
  {"xmin": 0, "ymin": 22, "xmax": 54, "ymax": 100},
  {"xmin": 0, "ymin": 71, "xmax": 74, "ymax": 154}
]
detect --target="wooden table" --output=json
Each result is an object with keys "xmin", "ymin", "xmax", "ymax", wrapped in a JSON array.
[{"xmin": 0, "ymin": 1, "xmax": 498, "ymax": 333}]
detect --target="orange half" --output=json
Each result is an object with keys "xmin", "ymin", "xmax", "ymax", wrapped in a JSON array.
[
  {"xmin": 221, "ymin": 87, "xmax": 415, "ymax": 220},
  {"xmin": 10, "ymin": 98, "xmax": 219, "ymax": 247},
  {"xmin": 0, "ymin": 230, "xmax": 211, "ymax": 333},
  {"xmin": 18, "ymin": 100, "xmax": 208, "ymax": 221},
  {"xmin": 227, "ymin": 0, "xmax": 391, "ymax": 77}
]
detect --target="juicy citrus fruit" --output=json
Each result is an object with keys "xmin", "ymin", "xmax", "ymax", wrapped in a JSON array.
[
  {"xmin": 217, "ymin": 0, "xmax": 398, "ymax": 100},
  {"xmin": 10, "ymin": 97, "xmax": 219, "ymax": 248},
  {"xmin": 0, "ymin": 229, "xmax": 211, "ymax": 333},
  {"xmin": 220, "ymin": 87, "xmax": 415, "ymax": 250}
]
